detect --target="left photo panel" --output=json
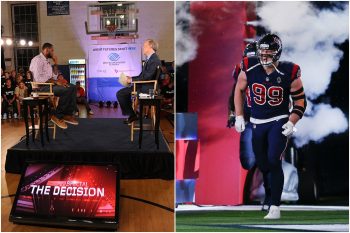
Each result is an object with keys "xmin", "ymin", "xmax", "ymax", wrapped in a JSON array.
[{"xmin": 1, "ymin": 1, "xmax": 174, "ymax": 232}]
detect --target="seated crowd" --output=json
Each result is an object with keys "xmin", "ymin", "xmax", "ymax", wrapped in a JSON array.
[
  {"xmin": 1, "ymin": 69, "xmax": 33, "ymax": 119},
  {"xmin": 1, "ymin": 68, "xmax": 92, "ymax": 120}
]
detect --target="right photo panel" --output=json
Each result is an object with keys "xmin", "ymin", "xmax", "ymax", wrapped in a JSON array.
[{"xmin": 175, "ymin": 1, "xmax": 349, "ymax": 232}]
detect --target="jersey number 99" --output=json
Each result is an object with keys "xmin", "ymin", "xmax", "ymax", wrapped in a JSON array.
[{"xmin": 252, "ymin": 83, "xmax": 283, "ymax": 106}]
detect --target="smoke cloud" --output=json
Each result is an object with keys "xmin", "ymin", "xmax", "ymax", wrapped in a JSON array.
[
  {"xmin": 257, "ymin": 1, "xmax": 349, "ymax": 147},
  {"xmin": 176, "ymin": 2, "xmax": 198, "ymax": 67}
]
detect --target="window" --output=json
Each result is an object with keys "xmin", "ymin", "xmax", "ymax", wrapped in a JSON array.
[
  {"xmin": 12, "ymin": 4, "xmax": 38, "ymax": 42},
  {"xmin": 15, "ymin": 47, "xmax": 39, "ymax": 72},
  {"xmin": 12, "ymin": 3, "xmax": 39, "ymax": 72}
]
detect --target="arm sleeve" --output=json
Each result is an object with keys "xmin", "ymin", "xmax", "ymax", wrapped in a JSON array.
[
  {"xmin": 29, "ymin": 58, "xmax": 45, "ymax": 82},
  {"xmin": 132, "ymin": 60, "xmax": 158, "ymax": 82},
  {"xmin": 291, "ymin": 64, "xmax": 301, "ymax": 82}
]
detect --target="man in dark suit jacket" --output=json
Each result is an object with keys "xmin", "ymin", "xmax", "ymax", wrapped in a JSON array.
[{"xmin": 117, "ymin": 39, "xmax": 161, "ymax": 124}]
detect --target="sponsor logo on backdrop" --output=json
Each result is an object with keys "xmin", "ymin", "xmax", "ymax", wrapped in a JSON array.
[
  {"xmin": 108, "ymin": 53, "xmax": 120, "ymax": 61},
  {"xmin": 89, "ymin": 44, "xmax": 141, "ymax": 78}
]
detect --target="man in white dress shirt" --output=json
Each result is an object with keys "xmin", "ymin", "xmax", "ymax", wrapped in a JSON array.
[{"xmin": 29, "ymin": 43, "xmax": 78, "ymax": 129}]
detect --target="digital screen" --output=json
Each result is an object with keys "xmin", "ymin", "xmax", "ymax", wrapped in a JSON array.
[{"xmin": 12, "ymin": 163, "xmax": 118, "ymax": 220}]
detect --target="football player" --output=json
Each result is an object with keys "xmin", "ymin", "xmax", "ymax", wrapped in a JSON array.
[
  {"xmin": 227, "ymin": 42, "xmax": 257, "ymax": 170},
  {"xmin": 234, "ymin": 34, "xmax": 306, "ymax": 219}
]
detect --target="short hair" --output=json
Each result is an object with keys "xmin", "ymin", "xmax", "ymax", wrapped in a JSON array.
[
  {"xmin": 146, "ymin": 39, "xmax": 158, "ymax": 52},
  {"xmin": 76, "ymin": 81, "xmax": 80, "ymax": 84},
  {"xmin": 42, "ymin": 43, "xmax": 53, "ymax": 50}
]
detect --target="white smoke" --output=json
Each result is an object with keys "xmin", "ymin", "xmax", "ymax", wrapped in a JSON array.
[
  {"xmin": 257, "ymin": 2, "xmax": 349, "ymax": 147},
  {"xmin": 176, "ymin": 2, "xmax": 198, "ymax": 67},
  {"xmin": 295, "ymin": 103, "xmax": 348, "ymax": 146}
]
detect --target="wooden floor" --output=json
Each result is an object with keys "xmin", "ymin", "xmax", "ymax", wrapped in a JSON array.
[{"xmin": 1, "ymin": 104, "xmax": 174, "ymax": 232}]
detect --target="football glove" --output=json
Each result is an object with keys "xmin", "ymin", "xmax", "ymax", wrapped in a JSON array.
[
  {"xmin": 235, "ymin": 115, "xmax": 245, "ymax": 133},
  {"xmin": 227, "ymin": 112, "xmax": 235, "ymax": 128},
  {"xmin": 282, "ymin": 121, "xmax": 296, "ymax": 137}
]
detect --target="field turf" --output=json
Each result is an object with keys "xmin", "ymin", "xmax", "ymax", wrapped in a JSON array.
[{"xmin": 176, "ymin": 210, "xmax": 349, "ymax": 231}]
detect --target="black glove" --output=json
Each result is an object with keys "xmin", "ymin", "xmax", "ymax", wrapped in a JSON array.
[{"xmin": 227, "ymin": 113, "xmax": 236, "ymax": 128}]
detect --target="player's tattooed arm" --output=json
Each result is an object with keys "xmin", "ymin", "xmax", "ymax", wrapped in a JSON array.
[{"xmin": 289, "ymin": 78, "xmax": 306, "ymax": 125}]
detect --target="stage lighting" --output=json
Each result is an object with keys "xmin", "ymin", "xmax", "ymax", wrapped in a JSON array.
[
  {"xmin": 113, "ymin": 101, "xmax": 118, "ymax": 108},
  {"xmin": 0, "ymin": 39, "xmax": 3, "ymax": 46},
  {"xmin": 98, "ymin": 101, "xmax": 104, "ymax": 108},
  {"xmin": 106, "ymin": 101, "xmax": 112, "ymax": 108},
  {"xmin": 28, "ymin": 41, "xmax": 33, "ymax": 46},
  {"xmin": 117, "ymin": 3, "xmax": 122, "ymax": 6},
  {"xmin": 5, "ymin": 38, "xmax": 12, "ymax": 46},
  {"xmin": 106, "ymin": 19, "xmax": 111, "ymax": 26},
  {"xmin": 19, "ymin": 39, "xmax": 26, "ymax": 46}
]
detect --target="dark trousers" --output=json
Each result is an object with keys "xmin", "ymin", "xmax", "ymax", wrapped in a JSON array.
[
  {"xmin": 2, "ymin": 100, "xmax": 18, "ymax": 114},
  {"xmin": 76, "ymin": 96, "xmax": 91, "ymax": 112},
  {"xmin": 240, "ymin": 122, "xmax": 256, "ymax": 170},
  {"xmin": 252, "ymin": 118, "xmax": 288, "ymax": 206},
  {"xmin": 116, "ymin": 87, "xmax": 136, "ymax": 117},
  {"xmin": 40, "ymin": 84, "xmax": 77, "ymax": 119}
]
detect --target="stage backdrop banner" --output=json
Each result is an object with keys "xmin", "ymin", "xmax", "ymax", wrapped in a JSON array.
[{"xmin": 88, "ymin": 44, "xmax": 142, "ymax": 102}]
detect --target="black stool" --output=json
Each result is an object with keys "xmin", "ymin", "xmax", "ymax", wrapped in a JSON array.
[
  {"xmin": 138, "ymin": 96, "xmax": 162, "ymax": 149},
  {"xmin": 23, "ymin": 97, "xmax": 50, "ymax": 146}
]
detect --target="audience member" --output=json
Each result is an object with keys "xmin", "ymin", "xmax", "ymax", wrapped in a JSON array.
[
  {"xmin": 15, "ymin": 74, "xmax": 24, "ymax": 87},
  {"xmin": 24, "ymin": 71, "xmax": 33, "ymax": 95},
  {"xmin": 57, "ymin": 74, "xmax": 68, "ymax": 85},
  {"xmin": 160, "ymin": 73, "xmax": 174, "ymax": 109},
  {"xmin": 75, "ymin": 81, "xmax": 93, "ymax": 115},
  {"xmin": 15, "ymin": 81, "xmax": 29, "ymax": 118},
  {"xmin": 2, "ymin": 79, "xmax": 18, "ymax": 119},
  {"xmin": 10, "ymin": 70, "xmax": 16, "ymax": 85}
]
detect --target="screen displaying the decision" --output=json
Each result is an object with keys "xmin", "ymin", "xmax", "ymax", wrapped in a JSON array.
[{"xmin": 11, "ymin": 163, "xmax": 118, "ymax": 220}]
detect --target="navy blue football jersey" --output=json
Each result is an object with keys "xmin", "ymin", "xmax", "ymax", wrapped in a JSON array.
[{"xmin": 241, "ymin": 56, "xmax": 300, "ymax": 120}]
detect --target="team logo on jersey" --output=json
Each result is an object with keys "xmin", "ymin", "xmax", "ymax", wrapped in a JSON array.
[
  {"xmin": 266, "ymin": 77, "xmax": 270, "ymax": 81},
  {"xmin": 277, "ymin": 77, "xmax": 282, "ymax": 83}
]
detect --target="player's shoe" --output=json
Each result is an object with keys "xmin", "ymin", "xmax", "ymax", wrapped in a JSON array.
[{"xmin": 264, "ymin": 205, "xmax": 280, "ymax": 219}]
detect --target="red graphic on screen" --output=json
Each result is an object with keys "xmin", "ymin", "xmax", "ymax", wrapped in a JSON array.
[{"xmin": 14, "ymin": 164, "xmax": 117, "ymax": 219}]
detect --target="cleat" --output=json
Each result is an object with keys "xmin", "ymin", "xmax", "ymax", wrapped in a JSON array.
[{"xmin": 264, "ymin": 205, "xmax": 280, "ymax": 219}]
